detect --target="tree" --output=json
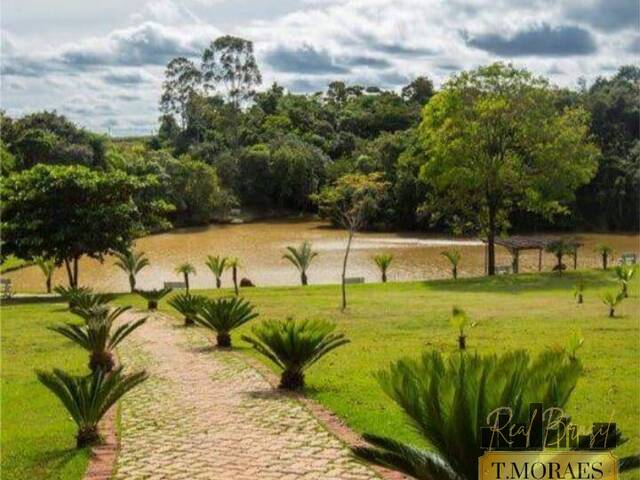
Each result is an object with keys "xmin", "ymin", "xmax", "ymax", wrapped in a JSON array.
[
  {"xmin": 194, "ymin": 297, "xmax": 258, "ymax": 347},
  {"xmin": 441, "ymin": 249, "xmax": 461, "ymax": 280},
  {"xmin": 160, "ymin": 57, "xmax": 202, "ymax": 129},
  {"xmin": 227, "ymin": 257, "xmax": 241, "ymax": 296},
  {"xmin": 283, "ymin": 241, "xmax": 318, "ymax": 286},
  {"xmin": 419, "ymin": 63, "xmax": 599, "ymax": 275},
  {"xmin": 113, "ymin": 249, "xmax": 150, "ymax": 292},
  {"xmin": 595, "ymin": 243, "xmax": 614, "ymax": 270},
  {"xmin": 545, "ymin": 239, "xmax": 574, "ymax": 274},
  {"xmin": 35, "ymin": 257, "xmax": 56, "ymax": 293},
  {"xmin": 175, "ymin": 263, "xmax": 196, "ymax": 293},
  {"xmin": 1, "ymin": 165, "xmax": 143, "ymax": 287},
  {"xmin": 401, "ymin": 76, "xmax": 435, "ymax": 106},
  {"xmin": 205, "ymin": 255, "xmax": 227, "ymax": 288},
  {"xmin": 373, "ymin": 254, "xmax": 393, "ymax": 283}
]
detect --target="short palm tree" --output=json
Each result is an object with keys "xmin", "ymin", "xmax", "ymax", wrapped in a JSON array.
[
  {"xmin": 283, "ymin": 240, "xmax": 318, "ymax": 286},
  {"xmin": 35, "ymin": 257, "xmax": 56, "ymax": 293},
  {"xmin": 441, "ymin": 249, "xmax": 461, "ymax": 280},
  {"xmin": 53, "ymin": 286, "xmax": 113, "ymax": 310},
  {"xmin": 168, "ymin": 293, "xmax": 205, "ymax": 326},
  {"xmin": 113, "ymin": 249, "xmax": 150, "ymax": 292},
  {"xmin": 545, "ymin": 239, "xmax": 574, "ymax": 274},
  {"xmin": 37, "ymin": 367, "xmax": 148, "ymax": 447},
  {"xmin": 205, "ymin": 255, "xmax": 227, "ymax": 289},
  {"xmin": 449, "ymin": 306, "xmax": 470, "ymax": 350},
  {"xmin": 49, "ymin": 306, "xmax": 146, "ymax": 371},
  {"xmin": 227, "ymin": 257, "xmax": 241, "ymax": 295},
  {"xmin": 195, "ymin": 296, "xmax": 258, "ymax": 347},
  {"xmin": 175, "ymin": 263, "xmax": 196, "ymax": 293},
  {"xmin": 373, "ymin": 254, "xmax": 393, "ymax": 283},
  {"xmin": 595, "ymin": 243, "xmax": 614, "ymax": 270},
  {"xmin": 573, "ymin": 278, "xmax": 585, "ymax": 304},
  {"xmin": 136, "ymin": 287, "xmax": 172, "ymax": 310},
  {"xmin": 603, "ymin": 291, "xmax": 624, "ymax": 317},
  {"xmin": 614, "ymin": 264, "xmax": 637, "ymax": 298},
  {"xmin": 242, "ymin": 318, "xmax": 349, "ymax": 390}
]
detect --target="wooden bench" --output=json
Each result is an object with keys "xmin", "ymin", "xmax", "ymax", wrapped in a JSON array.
[
  {"xmin": 620, "ymin": 253, "xmax": 637, "ymax": 265},
  {"xmin": 164, "ymin": 281, "xmax": 186, "ymax": 289},
  {"xmin": 344, "ymin": 277, "xmax": 365, "ymax": 284},
  {"xmin": 495, "ymin": 266, "xmax": 512, "ymax": 275},
  {"xmin": 1, "ymin": 278, "xmax": 13, "ymax": 299}
]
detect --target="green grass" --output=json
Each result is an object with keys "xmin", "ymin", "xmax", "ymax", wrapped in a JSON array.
[
  {"xmin": 1, "ymin": 300, "xmax": 91, "ymax": 480},
  {"xmin": 1, "ymin": 255, "xmax": 30, "ymax": 273}
]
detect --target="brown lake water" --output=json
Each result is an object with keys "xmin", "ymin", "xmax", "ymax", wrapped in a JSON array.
[{"xmin": 6, "ymin": 219, "xmax": 640, "ymax": 293}]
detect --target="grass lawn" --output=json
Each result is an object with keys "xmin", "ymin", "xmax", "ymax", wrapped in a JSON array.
[{"xmin": 1, "ymin": 300, "xmax": 91, "ymax": 480}]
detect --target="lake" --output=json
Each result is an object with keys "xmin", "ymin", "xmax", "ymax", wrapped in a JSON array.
[{"xmin": 6, "ymin": 219, "xmax": 639, "ymax": 292}]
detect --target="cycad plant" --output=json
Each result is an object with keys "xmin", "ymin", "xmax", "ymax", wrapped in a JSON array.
[
  {"xmin": 603, "ymin": 291, "xmax": 624, "ymax": 317},
  {"xmin": 242, "ymin": 318, "xmax": 349, "ymax": 390},
  {"xmin": 227, "ymin": 257, "xmax": 240, "ymax": 295},
  {"xmin": 37, "ymin": 367, "xmax": 148, "ymax": 447},
  {"xmin": 449, "ymin": 306, "xmax": 471, "ymax": 350},
  {"xmin": 573, "ymin": 278, "xmax": 585, "ymax": 304},
  {"xmin": 113, "ymin": 249, "xmax": 150, "ymax": 292},
  {"xmin": 441, "ymin": 249, "xmax": 461, "ymax": 280},
  {"xmin": 54, "ymin": 286, "xmax": 112, "ymax": 310},
  {"xmin": 175, "ymin": 263, "xmax": 196, "ymax": 293},
  {"xmin": 373, "ymin": 254, "xmax": 393, "ymax": 283},
  {"xmin": 195, "ymin": 296, "xmax": 258, "ymax": 347},
  {"xmin": 595, "ymin": 243, "xmax": 614, "ymax": 270},
  {"xmin": 137, "ymin": 287, "xmax": 172, "ymax": 310},
  {"xmin": 49, "ymin": 306, "xmax": 146, "ymax": 371},
  {"xmin": 566, "ymin": 331, "xmax": 584, "ymax": 361},
  {"xmin": 36, "ymin": 257, "xmax": 56, "ymax": 293},
  {"xmin": 545, "ymin": 239, "xmax": 573, "ymax": 274},
  {"xmin": 168, "ymin": 293, "xmax": 205, "ymax": 326},
  {"xmin": 614, "ymin": 264, "xmax": 637, "ymax": 298},
  {"xmin": 205, "ymin": 255, "xmax": 227, "ymax": 289},
  {"xmin": 283, "ymin": 240, "xmax": 318, "ymax": 286}
]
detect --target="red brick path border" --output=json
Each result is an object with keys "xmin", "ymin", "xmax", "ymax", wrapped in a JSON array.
[{"xmin": 82, "ymin": 406, "xmax": 118, "ymax": 480}]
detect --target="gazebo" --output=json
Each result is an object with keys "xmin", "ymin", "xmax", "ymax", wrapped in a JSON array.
[{"xmin": 484, "ymin": 236, "xmax": 584, "ymax": 274}]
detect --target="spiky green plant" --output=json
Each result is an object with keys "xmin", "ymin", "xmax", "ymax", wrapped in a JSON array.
[
  {"xmin": 195, "ymin": 296, "xmax": 258, "ymax": 347},
  {"xmin": 53, "ymin": 285, "xmax": 99, "ymax": 309},
  {"xmin": 175, "ymin": 263, "xmax": 196, "ymax": 293},
  {"xmin": 35, "ymin": 257, "xmax": 56, "ymax": 293},
  {"xmin": 242, "ymin": 319, "xmax": 349, "ymax": 390},
  {"xmin": 449, "ymin": 306, "xmax": 471, "ymax": 350},
  {"xmin": 227, "ymin": 257, "xmax": 241, "ymax": 295},
  {"xmin": 566, "ymin": 331, "xmax": 584, "ymax": 361},
  {"xmin": 136, "ymin": 287, "xmax": 172, "ymax": 310},
  {"xmin": 168, "ymin": 293, "xmax": 205, "ymax": 326},
  {"xmin": 573, "ymin": 278, "xmax": 585, "ymax": 304},
  {"xmin": 441, "ymin": 249, "xmax": 461, "ymax": 280},
  {"xmin": 614, "ymin": 264, "xmax": 637, "ymax": 298},
  {"xmin": 373, "ymin": 254, "xmax": 393, "ymax": 283},
  {"xmin": 37, "ymin": 367, "xmax": 148, "ymax": 447},
  {"xmin": 49, "ymin": 306, "xmax": 145, "ymax": 371},
  {"xmin": 545, "ymin": 239, "xmax": 574, "ymax": 274},
  {"xmin": 205, "ymin": 255, "xmax": 227, "ymax": 289},
  {"xmin": 113, "ymin": 249, "xmax": 150, "ymax": 292},
  {"xmin": 595, "ymin": 243, "xmax": 614, "ymax": 270},
  {"xmin": 283, "ymin": 240, "xmax": 318, "ymax": 286},
  {"xmin": 602, "ymin": 291, "xmax": 624, "ymax": 317}
]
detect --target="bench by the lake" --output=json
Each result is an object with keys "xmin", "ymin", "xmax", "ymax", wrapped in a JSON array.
[
  {"xmin": 1, "ymin": 278, "xmax": 13, "ymax": 299},
  {"xmin": 620, "ymin": 253, "xmax": 637, "ymax": 265},
  {"xmin": 344, "ymin": 277, "xmax": 365, "ymax": 284},
  {"xmin": 164, "ymin": 281, "xmax": 186, "ymax": 289}
]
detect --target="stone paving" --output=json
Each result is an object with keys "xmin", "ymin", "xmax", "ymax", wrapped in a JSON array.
[{"xmin": 114, "ymin": 312, "xmax": 379, "ymax": 480}]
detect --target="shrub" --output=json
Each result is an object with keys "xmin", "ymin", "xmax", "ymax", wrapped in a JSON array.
[
  {"xmin": 602, "ymin": 291, "xmax": 624, "ymax": 317},
  {"xmin": 137, "ymin": 287, "xmax": 172, "ymax": 310},
  {"xmin": 373, "ymin": 254, "xmax": 393, "ymax": 283},
  {"xmin": 195, "ymin": 297, "xmax": 258, "ymax": 347},
  {"xmin": 449, "ymin": 306, "xmax": 471, "ymax": 350},
  {"xmin": 242, "ymin": 318, "xmax": 349, "ymax": 390},
  {"xmin": 168, "ymin": 293, "xmax": 205, "ymax": 326},
  {"xmin": 614, "ymin": 264, "xmax": 637, "ymax": 298},
  {"xmin": 54, "ymin": 285, "xmax": 93, "ymax": 309}
]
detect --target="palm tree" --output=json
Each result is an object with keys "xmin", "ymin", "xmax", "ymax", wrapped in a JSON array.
[
  {"xmin": 113, "ymin": 249, "xmax": 150, "ymax": 292},
  {"xmin": 175, "ymin": 263, "xmax": 196, "ymax": 293},
  {"xmin": 49, "ymin": 306, "xmax": 146, "ymax": 372},
  {"xmin": 242, "ymin": 318, "xmax": 349, "ymax": 390},
  {"xmin": 35, "ymin": 257, "xmax": 56, "ymax": 293},
  {"xmin": 227, "ymin": 257, "xmax": 241, "ymax": 295},
  {"xmin": 573, "ymin": 278, "xmax": 585, "ymax": 304},
  {"xmin": 283, "ymin": 240, "xmax": 318, "ymax": 286},
  {"xmin": 614, "ymin": 264, "xmax": 637, "ymax": 298},
  {"xmin": 168, "ymin": 293, "xmax": 205, "ymax": 326},
  {"xmin": 603, "ymin": 291, "xmax": 624, "ymax": 317},
  {"xmin": 37, "ymin": 367, "xmax": 148, "ymax": 447},
  {"xmin": 205, "ymin": 255, "xmax": 227, "ymax": 289},
  {"xmin": 137, "ymin": 287, "xmax": 172, "ymax": 310},
  {"xmin": 373, "ymin": 254, "xmax": 393, "ymax": 283},
  {"xmin": 441, "ymin": 249, "xmax": 461, "ymax": 280},
  {"xmin": 449, "ymin": 306, "xmax": 471, "ymax": 350},
  {"xmin": 195, "ymin": 297, "xmax": 258, "ymax": 347},
  {"xmin": 545, "ymin": 239, "xmax": 574, "ymax": 274},
  {"xmin": 595, "ymin": 243, "xmax": 614, "ymax": 270}
]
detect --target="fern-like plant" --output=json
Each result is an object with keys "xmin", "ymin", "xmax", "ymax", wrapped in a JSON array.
[
  {"xmin": 373, "ymin": 254, "xmax": 393, "ymax": 283},
  {"xmin": 54, "ymin": 285, "xmax": 112, "ymax": 310},
  {"xmin": 595, "ymin": 243, "xmax": 614, "ymax": 270},
  {"xmin": 602, "ymin": 291, "xmax": 624, "ymax": 317},
  {"xmin": 441, "ymin": 249, "xmax": 461, "ymax": 280},
  {"xmin": 113, "ymin": 248, "xmax": 150, "ymax": 292},
  {"xmin": 242, "ymin": 318, "xmax": 349, "ymax": 390},
  {"xmin": 205, "ymin": 255, "xmax": 227, "ymax": 289},
  {"xmin": 168, "ymin": 293, "xmax": 205, "ymax": 326},
  {"xmin": 614, "ymin": 264, "xmax": 637, "ymax": 298},
  {"xmin": 195, "ymin": 296, "xmax": 258, "ymax": 347},
  {"xmin": 37, "ymin": 367, "xmax": 148, "ymax": 447},
  {"xmin": 35, "ymin": 257, "xmax": 56, "ymax": 293},
  {"xmin": 283, "ymin": 240, "xmax": 318, "ymax": 286},
  {"xmin": 545, "ymin": 239, "xmax": 574, "ymax": 274},
  {"xmin": 175, "ymin": 263, "xmax": 196, "ymax": 293},
  {"xmin": 137, "ymin": 287, "xmax": 172, "ymax": 310},
  {"xmin": 566, "ymin": 331, "xmax": 584, "ymax": 361},
  {"xmin": 573, "ymin": 278, "xmax": 585, "ymax": 304}
]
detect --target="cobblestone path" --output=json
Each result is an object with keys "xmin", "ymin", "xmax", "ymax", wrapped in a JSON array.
[{"xmin": 114, "ymin": 312, "xmax": 379, "ymax": 480}]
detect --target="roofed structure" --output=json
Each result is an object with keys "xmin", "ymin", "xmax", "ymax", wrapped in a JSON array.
[{"xmin": 483, "ymin": 236, "xmax": 584, "ymax": 273}]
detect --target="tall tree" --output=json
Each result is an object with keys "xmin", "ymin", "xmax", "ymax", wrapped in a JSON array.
[
  {"xmin": 160, "ymin": 57, "xmax": 202, "ymax": 129},
  {"xmin": 419, "ymin": 63, "xmax": 599, "ymax": 275},
  {"xmin": 401, "ymin": 76, "xmax": 435, "ymax": 106}
]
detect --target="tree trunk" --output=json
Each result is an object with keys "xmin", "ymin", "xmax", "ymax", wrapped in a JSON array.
[
  {"xmin": 301, "ymin": 271, "xmax": 308, "ymax": 286},
  {"xmin": 217, "ymin": 332, "xmax": 231, "ymax": 348},
  {"xmin": 602, "ymin": 253, "xmax": 608, "ymax": 270},
  {"xmin": 73, "ymin": 257, "xmax": 79, "ymax": 287},
  {"xmin": 453, "ymin": 266, "xmax": 458, "ymax": 280},
  {"xmin": 458, "ymin": 335, "xmax": 466, "ymax": 350},
  {"xmin": 46, "ymin": 276, "xmax": 52, "ymax": 294},
  {"xmin": 76, "ymin": 426, "xmax": 100, "ymax": 448},
  {"xmin": 341, "ymin": 230, "xmax": 354, "ymax": 311},
  {"xmin": 487, "ymin": 206, "xmax": 496, "ymax": 276},
  {"xmin": 232, "ymin": 267, "xmax": 238, "ymax": 296},
  {"xmin": 577, "ymin": 294, "xmax": 583, "ymax": 304},
  {"xmin": 382, "ymin": 271, "xmax": 387, "ymax": 283},
  {"xmin": 129, "ymin": 274, "xmax": 136, "ymax": 293},
  {"xmin": 216, "ymin": 277, "xmax": 221, "ymax": 289},
  {"xmin": 184, "ymin": 273, "xmax": 189, "ymax": 294},
  {"xmin": 609, "ymin": 307, "xmax": 615, "ymax": 318},
  {"xmin": 64, "ymin": 257, "xmax": 80, "ymax": 287},
  {"xmin": 280, "ymin": 369, "xmax": 304, "ymax": 390}
]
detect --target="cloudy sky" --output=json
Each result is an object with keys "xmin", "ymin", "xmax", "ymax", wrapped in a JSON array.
[{"xmin": 1, "ymin": 0, "xmax": 638, "ymax": 136}]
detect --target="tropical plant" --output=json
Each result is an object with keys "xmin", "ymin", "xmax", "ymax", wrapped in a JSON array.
[
  {"xmin": 373, "ymin": 254, "xmax": 393, "ymax": 283},
  {"xmin": 175, "ymin": 263, "xmax": 196, "ymax": 293},
  {"xmin": 573, "ymin": 278, "xmax": 585, "ymax": 304},
  {"xmin": 242, "ymin": 318, "xmax": 349, "ymax": 390},
  {"xmin": 195, "ymin": 296, "xmax": 258, "ymax": 347},
  {"xmin": 205, "ymin": 255, "xmax": 227, "ymax": 289},
  {"xmin": 595, "ymin": 244, "xmax": 614, "ymax": 270},
  {"xmin": 545, "ymin": 239, "xmax": 574, "ymax": 274},
  {"xmin": 37, "ymin": 367, "xmax": 148, "ymax": 447},
  {"xmin": 283, "ymin": 241, "xmax": 318, "ymax": 286},
  {"xmin": 602, "ymin": 291, "xmax": 624, "ymax": 317},
  {"xmin": 440, "ymin": 249, "xmax": 461, "ymax": 280},
  {"xmin": 49, "ymin": 306, "xmax": 145, "ymax": 371},
  {"xmin": 35, "ymin": 257, "xmax": 56, "ymax": 293},
  {"xmin": 227, "ymin": 257, "xmax": 240, "ymax": 295},
  {"xmin": 53, "ymin": 285, "xmax": 99, "ymax": 309},
  {"xmin": 566, "ymin": 331, "xmax": 584, "ymax": 361},
  {"xmin": 168, "ymin": 293, "xmax": 205, "ymax": 326},
  {"xmin": 614, "ymin": 264, "xmax": 637, "ymax": 298},
  {"xmin": 449, "ymin": 306, "xmax": 471, "ymax": 350},
  {"xmin": 137, "ymin": 287, "xmax": 172, "ymax": 310},
  {"xmin": 113, "ymin": 249, "xmax": 150, "ymax": 292}
]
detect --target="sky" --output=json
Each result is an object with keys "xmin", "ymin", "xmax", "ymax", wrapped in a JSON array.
[{"xmin": 1, "ymin": 0, "xmax": 638, "ymax": 136}]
